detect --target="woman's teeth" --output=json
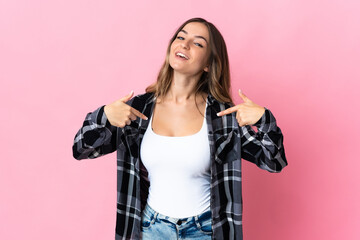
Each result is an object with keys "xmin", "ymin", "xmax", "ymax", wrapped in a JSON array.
[{"xmin": 176, "ymin": 52, "xmax": 188, "ymax": 59}]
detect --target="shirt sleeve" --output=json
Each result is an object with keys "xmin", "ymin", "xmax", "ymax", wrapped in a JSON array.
[
  {"xmin": 72, "ymin": 104, "xmax": 119, "ymax": 160},
  {"xmin": 239, "ymin": 107, "xmax": 288, "ymax": 173}
]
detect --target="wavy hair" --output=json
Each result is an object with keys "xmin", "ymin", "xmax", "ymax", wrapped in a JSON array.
[{"xmin": 145, "ymin": 17, "xmax": 233, "ymax": 106}]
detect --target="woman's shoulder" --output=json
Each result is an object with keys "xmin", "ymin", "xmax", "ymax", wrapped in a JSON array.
[
  {"xmin": 133, "ymin": 92, "xmax": 155, "ymax": 101},
  {"xmin": 207, "ymin": 93, "xmax": 234, "ymax": 110},
  {"xmin": 126, "ymin": 92, "xmax": 155, "ymax": 109}
]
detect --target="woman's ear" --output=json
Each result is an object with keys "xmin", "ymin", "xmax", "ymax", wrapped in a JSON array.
[{"xmin": 204, "ymin": 65, "xmax": 209, "ymax": 72}]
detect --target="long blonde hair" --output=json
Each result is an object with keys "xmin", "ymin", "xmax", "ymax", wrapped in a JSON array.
[{"xmin": 145, "ymin": 17, "xmax": 233, "ymax": 106}]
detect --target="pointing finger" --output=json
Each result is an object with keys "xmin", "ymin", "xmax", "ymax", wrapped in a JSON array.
[
  {"xmin": 238, "ymin": 89, "xmax": 251, "ymax": 102},
  {"xmin": 130, "ymin": 107, "xmax": 148, "ymax": 120},
  {"xmin": 120, "ymin": 90, "xmax": 134, "ymax": 102},
  {"xmin": 217, "ymin": 105, "xmax": 239, "ymax": 117}
]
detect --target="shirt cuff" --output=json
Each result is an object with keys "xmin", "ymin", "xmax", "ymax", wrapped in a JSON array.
[
  {"xmin": 89, "ymin": 105, "xmax": 113, "ymax": 128},
  {"xmin": 252, "ymin": 107, "xmax": 277, "ymax": 132}
]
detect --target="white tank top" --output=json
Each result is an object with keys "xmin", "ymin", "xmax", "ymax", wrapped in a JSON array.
[{"xmin": 140, "ymin": 102, "xmax": 211, "ymax": 218}]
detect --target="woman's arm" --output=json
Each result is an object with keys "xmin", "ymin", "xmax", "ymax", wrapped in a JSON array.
[
  {"xmin": 72, "ymin": 105, "xmax": 119, "ymax": 160},
  {"xmin": 239, "ymin": 107, "xmax": 288, "ymax": 173},
  {"xmin": 72, "ymin": 91, "xmax": 146, "ymax": 160}
]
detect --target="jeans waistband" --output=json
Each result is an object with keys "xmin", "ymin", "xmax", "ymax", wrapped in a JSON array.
[{"xmin": 143, "ymin": 203, "xmax": 211, "ymax": 225}]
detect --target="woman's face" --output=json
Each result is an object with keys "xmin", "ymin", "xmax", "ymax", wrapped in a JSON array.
[{"xmin": 169, "ymin": 22, "xmax": 211, "ymax": 76}]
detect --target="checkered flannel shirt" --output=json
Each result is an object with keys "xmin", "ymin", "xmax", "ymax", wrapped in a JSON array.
[{"xmin": 72, "ymin": 92, "xmax": 288, "ymax": 240}]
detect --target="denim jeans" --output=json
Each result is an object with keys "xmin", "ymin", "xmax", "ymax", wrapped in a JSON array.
[{"xmin": 140, "ymin": 202, "xmax": 212, "ymax": 240}]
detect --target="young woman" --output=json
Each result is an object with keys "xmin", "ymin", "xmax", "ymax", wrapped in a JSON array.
[{"xmin": 73, "ymin": 17, "xmax": 288, "ymax": 240}]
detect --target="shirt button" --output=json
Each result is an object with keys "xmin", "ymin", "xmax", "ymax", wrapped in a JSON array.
[{"xmin": 177, "ymin": 220, "xmax": 182, "ymax": 225}]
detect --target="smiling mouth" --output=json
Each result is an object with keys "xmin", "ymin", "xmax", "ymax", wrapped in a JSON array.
[{"xmin": 175, "ymin": 52, "xmax": 189, "ymax": 60}]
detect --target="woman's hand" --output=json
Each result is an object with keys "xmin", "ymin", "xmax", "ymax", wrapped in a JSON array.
[
  {"xmin": 104, "ymin": 90, "xmax": 148, "ymax": 128},
  {"xmin": 217, "ymin": 89, "xmax": 265, "ymax": 127}
]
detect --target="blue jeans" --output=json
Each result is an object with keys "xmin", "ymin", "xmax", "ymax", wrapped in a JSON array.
[{"xmin": 140, "ymin": 203, "xmax": 212, "ymax": 239}]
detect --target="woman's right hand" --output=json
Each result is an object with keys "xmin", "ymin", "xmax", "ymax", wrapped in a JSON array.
[{"xmin": 104, "ymin": 90, "xmax": 148, "ymax": 128}]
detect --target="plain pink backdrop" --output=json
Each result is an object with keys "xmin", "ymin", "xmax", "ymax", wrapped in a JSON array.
[{"xmin": 1, "ymin": 0, "xmax": 359, "ymax": 239}]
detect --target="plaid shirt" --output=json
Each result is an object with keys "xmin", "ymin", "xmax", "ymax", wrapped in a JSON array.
[{"xmin": 72, "ymin": 92, "xmax": 288, "ymax": 240}]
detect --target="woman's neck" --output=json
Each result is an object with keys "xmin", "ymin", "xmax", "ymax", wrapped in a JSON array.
[{"xmin": 165, "ymin": 72, "xmax": 203, "ymax": 104}]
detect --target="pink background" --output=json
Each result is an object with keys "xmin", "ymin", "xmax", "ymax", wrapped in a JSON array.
[{"xmin": 1, "ymin": 0, "xmax": 359, "ymax": 239}]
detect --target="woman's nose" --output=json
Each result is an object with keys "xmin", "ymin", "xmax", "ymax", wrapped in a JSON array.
[{"xmin": 181, "ymin": 40, "xmax": 190, "ymax": 49}]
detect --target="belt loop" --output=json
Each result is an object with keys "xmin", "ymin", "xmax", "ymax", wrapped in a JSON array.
[
  {"xmin": 194, "ymin": 215, "xmax": 201, "ymax": 229},
  {"xmin": 151, "ymin": 212, "xmax": 158, "ymax": 224}
]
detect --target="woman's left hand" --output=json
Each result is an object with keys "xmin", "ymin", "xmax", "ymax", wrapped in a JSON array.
[{"xmin": 217, "ymin": 89, "xmax": 265, "ymax": 127}]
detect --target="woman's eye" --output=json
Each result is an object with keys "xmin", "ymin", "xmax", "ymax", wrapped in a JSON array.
[
  {"xmin": 195, "ymin": 43, "xmax": 203, "ymax": 48},
  {"xmin": 176, "ymin": 36, "xmax": 203, "ymax": 48}
]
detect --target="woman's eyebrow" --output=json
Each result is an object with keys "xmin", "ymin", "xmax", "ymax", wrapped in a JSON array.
[{"xmin": 179, "ymin": 29, "xmax": 208, "ymax": 43}]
